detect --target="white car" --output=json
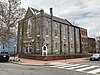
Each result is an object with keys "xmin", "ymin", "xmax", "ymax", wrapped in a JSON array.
[{"xmin": 90, "ymin": 54, "xmax": 100, "ymax": 61}]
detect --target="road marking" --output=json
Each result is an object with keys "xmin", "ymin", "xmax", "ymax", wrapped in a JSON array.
[
  {"xmin": 76, "ymin": 66, "xmax": 99, "ymax": 71},
  {"xmin": 50, "ymin": 64, "xmax": 80, "ymax": 68},
  {"xmin": 50, "ymin": 62, "xmax": 66, "ymax": 65},
  {"xmin": 49, "ymin": 63, "xmax": 100, "ymax": 74},
  {"xmin": 87, "ymin": 68, "xmax": 100, "ymax": 74},
  {"xmin": 57, "ymin": 64, "xmax": 80, "ymax": 68},
  {"xmin": 66, "ymin": 65, "xmax": 88, "ymax": 70},
  {"xmin": 50, "ymin": 64, "xmax": 69, "ymax": 67},
  {"xmin": 50, "ymin": 63, "xmax": 72, "ymax": 67}
]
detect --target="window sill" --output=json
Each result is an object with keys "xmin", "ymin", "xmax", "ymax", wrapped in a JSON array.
[{"xmin": 46, "ymin": 35, "xmax": 49, "ymax": 37}]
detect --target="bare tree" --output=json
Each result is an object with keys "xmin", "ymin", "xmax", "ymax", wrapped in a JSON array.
[
  {"xmin": 72, "ymin": 21, "xmax": 79, "ymax": 26},
  {"xmin": 0, "ymin": 0, "xmax": 26, "ymax": 51}
]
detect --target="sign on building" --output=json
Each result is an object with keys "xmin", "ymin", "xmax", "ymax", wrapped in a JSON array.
[{"xmin": 42, "ymin": 45, "xmax": 48, "ymax": 56}]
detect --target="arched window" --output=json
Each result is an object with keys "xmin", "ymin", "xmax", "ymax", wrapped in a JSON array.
[
  {"xmin": 36, "ymin": 19, "xmax": 41, "ymax": 35},
  {"xmin": 54, "ymin": 22, "xmax": 59, "ymax": 36},
  {"xmin": 69, "ymin": 26, "xmax": 73, "ymax": 40},
  {"xmin": 45, "ymin": 20, "xmax": 49, "ymax": 35},
  {"xmin": 26, "ymin": 46, "xmax": 28, "ymax": 52},
  {"xmin": 64, "ymin": 25, "xmax": 67, "ymax": 38},
  {"xmin": 27, "ymin": 18, "xmax": 32, "ymax": 37},
  {"xmin": 55, "ymin": 43, "xmax": 58, "ymax": 50}
]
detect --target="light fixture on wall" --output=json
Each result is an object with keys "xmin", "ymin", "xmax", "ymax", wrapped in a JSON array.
[
  {"xmin": 37, "ymin": 35, "xmax": 40, "ymax": 37},
  {"xmin": 46, "ymin": 35, "xmax": 49, "ymax": 37}
]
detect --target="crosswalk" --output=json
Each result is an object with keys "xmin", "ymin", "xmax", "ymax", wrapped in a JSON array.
[{"xmin": 49, "ymin": 62, "xmax": 100, "ymax": 74}]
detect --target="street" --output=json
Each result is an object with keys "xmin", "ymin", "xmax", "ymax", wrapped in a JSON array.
[
  {"xmin": 48, "ymin": 60, "xmax": 100, "ymax": 75},
  {"xmin": 0, "ymin": 60, "xmax": 100, "ymax": 75}
]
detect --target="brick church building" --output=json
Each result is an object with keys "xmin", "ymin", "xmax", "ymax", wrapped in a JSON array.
[{"xmin": 17, "ymin": 7, "xmax": 88, "ymax": 55}]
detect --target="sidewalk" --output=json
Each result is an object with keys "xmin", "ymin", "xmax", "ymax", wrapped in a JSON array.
[{"xmin": 12, "ymin": 57, "xmax": 87, "ymax": 66}]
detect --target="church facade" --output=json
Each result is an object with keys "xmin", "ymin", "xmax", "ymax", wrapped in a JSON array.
[{"xmin": 17, "ymin": 7, "xmax": 87, "ymax": 55}]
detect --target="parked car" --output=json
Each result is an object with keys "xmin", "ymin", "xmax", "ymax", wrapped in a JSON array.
[
  {"xmin": 90, "ymin": 53, "xmax": 100, "ymax": 61},
  {"xmin": 0, "ymin": 52, "xmax": 10, "ymax": 62}
]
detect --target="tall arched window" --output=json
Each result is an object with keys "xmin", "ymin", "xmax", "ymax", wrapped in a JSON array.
[
  {"xmin": 64, "ymin": 25, "xmax": 67, "ymax": 38},
  {"xmin": 36, "ymin": 19, "xmax": 41, "ymax": 35},
  {"xmin": 54, "ymin": 22, "xmax": 59, "ymax": 36},
  {"xmin": 45, "ymin": 20, "xmax": 49, "ymax": 35},
  {"xmin": 55, "ymin": 43, "xmax": 58, "ymax": 50},
  {"xmin": 27, "ymin": 18, "xmax": 32, "ymax": 37}
]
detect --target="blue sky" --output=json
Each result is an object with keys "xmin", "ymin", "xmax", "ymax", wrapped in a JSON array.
[{"xmin": 21, "ymin": 0, "xmax": 100, "ymax": 37}]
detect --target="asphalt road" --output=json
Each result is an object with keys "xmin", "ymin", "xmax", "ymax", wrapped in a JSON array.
[
  {"xmin": 77, "ymin": 60, "xmax": 100, "ymax": 66},
  {"xmin": 0, "ymin": 60, "xmax": 100, "ymax": 75}
]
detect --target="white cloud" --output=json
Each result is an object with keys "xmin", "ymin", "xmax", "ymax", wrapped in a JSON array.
[{"xmin": 21, "ymin": 0, "xmax": 100, "ymax": 37}]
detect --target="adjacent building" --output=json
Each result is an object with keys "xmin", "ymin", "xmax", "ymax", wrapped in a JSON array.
[
  {"xmin": 0, "ymin": 35, "xmax": 17, "ymax": 54},
  {"xmin": 88, "ymin": 37, "xmax": 96, "ymax": 53},
  {"xmin": 80, "ymin": 28, "xmax": 88, "ymax": 53},
  {"xmin": 17, "ymin": 7, "xmax": 88, "ymax": 55},
  {"xmin": 96, "ymin": 36, "xmax": 100, "ymax": 53}
]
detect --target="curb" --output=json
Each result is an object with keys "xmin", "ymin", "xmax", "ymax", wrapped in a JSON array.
[
  {"xmin": 10, "ymin": 62, "xmax": 53, "ymax": 66},
  {"xmin": 10, "ymin": 58, "xmax": 87, "ymax": 66}
]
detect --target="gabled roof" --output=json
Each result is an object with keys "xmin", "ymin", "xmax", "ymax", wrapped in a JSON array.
[
  {"xmin": 24, "ymin": 7, "xmax": 81, "ymax": 28},
  {"xmin": 29, "ymin": 7, "xmax": 40, "ymax": 13},
  {"xmin": 25, "ymin": 7, "xmax": 72, "ymax": 25},
  {"xmin": 25, "ymin": 7, "xmax": 71, "ymax": 25},
  {"xmin": 44, "ymin": 13, "xmax": 72, "ymax": 25},
  {"xmin": 25, "ymin": 7, "xmax": 40, "ymax": 18}
]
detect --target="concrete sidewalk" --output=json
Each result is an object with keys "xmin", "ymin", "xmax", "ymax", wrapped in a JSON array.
[{"xmin": 11, "ymin": 57, "xmax": 88, "ymax": 66}]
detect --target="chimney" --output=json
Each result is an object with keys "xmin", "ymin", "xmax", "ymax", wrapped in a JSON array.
[
  {"xmin": 50, "ymin": 7, "xmax": 53, "ymax": 54},
  {"xmin": 50, "ymin": 7, "xmax": 53, "ymax": 16}
]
